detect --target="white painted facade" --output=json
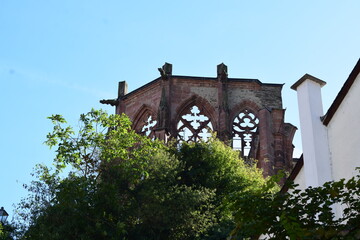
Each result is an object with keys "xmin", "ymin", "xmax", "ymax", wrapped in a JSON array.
[
  {"xmin": 292, "ymin": 166, "xmax": 306, "ymax": 190},
  {"xmin": 327, "ymin": 72, "xmax": 360, "ymax": 181},
  {"xmin": 291, "ymin": 60, "xmax": 360, "ymax": 219},
  {"xmin": 292, "ymin": 59, "xmax": 360, "ymax": 188},
  {"xmin": 259, "ymin": 62, "xmax": 360, "ymax": 239},
  {"xmin": 294, "ymin": 78, "xmax": 332, "ymax": 187}
]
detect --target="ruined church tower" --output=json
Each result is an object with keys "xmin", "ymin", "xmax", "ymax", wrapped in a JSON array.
[{"xmin": 101, "ymin": 63, "xmax": 296, "ymax": 177}]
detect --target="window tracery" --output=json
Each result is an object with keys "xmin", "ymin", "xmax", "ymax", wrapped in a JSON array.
[
  {"xmin": 177, "ymin": 105, "xmax": 213, "ymax": 142},
  {"xmin": 140, "ymin": 115, "xmax": 157, "ymax": 137},
  {"xmin": 232, "ymin": 109, "xmax": 259, "ymax": 157}
]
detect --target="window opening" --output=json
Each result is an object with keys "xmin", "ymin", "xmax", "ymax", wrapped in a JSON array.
[
  {"xmin": 177, "ymin": 105, "xmax": 213, "ymax": 143},
  {"xmin": 232, "ymin": 109, "xmax": 259, "ymax": 157},
  {"xmin": 140, "ymin": 115, "xmax": 157, "ymax": 138}
]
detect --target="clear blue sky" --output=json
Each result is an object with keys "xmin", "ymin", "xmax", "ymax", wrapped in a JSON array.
[{"xmin": 1, "ymin": 0, "xmax": 360, "ymax": 219}]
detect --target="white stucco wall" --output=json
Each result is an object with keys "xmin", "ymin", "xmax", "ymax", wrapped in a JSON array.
[
  {"xmin": 327, "ymin": 74, "xmax": 360, "ymax": 181},
  {"xmin": 295, "ymin": 79, "xmax": 332, "ymax": 187},
  {"xmin": 290, "ymin": 68, "xmax": 360, "ymax": 223},
  {"xmin": 292, "ymin": 167, "xmax": 306, "ymax": 190}
]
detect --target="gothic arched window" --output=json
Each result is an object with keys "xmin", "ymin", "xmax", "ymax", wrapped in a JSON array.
[
  {"xmin": 133, "ymin": 108, "xmax": 158, "ymax": 138},
  {"xmin": 177, "ymin": 105, "xmax": 213, "ymax": 143},
  {"xmin": 232, "ymin": 109, "xmax": 259, "ymax": 157},
  {"xmin": 140, "ymin": 115, "xmax": 157, "ymax": 137}
]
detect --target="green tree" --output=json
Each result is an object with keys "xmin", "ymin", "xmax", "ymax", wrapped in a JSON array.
[
  {"xmin": 230, "ymin": 171, "xmax": 360, "ymax": 239},
  {"xmin": 0, "ymin": 222, "xmax": 16, "ymax": 240},
  {"xmin": 175, "ymin": 139, "xmax": 269, "ymax": 239},
  {"xmin": 18, "ymin": 110, "xmax": 216, "ymax": 239},
  {"xmin": 16, "ymin": 109, "xmax": 271, "ymax": 239}
]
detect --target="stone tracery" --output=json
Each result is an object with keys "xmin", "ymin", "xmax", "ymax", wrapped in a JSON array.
[
  {"xmin": 133, "ymin": 106, "xmax": 158, "ymax": 138},
  {"xmin": 232, "ymin": 109, "xmax": 259, "ymax": 157},
  {"xmin": 140, "ymin": 115, "xmax": 157, "ymax": 137},
  {"xmin": 177, "ymin": 105, "xmax": 213, "ymax": 142}
]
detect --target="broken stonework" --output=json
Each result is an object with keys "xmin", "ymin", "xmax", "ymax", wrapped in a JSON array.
[{"xmin": 101, "ymin": 63, "xmax": 297, "ymax": 177}]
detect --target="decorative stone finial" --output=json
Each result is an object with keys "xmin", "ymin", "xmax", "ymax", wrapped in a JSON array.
[
  {"xmin": 163, "ymin": 62, "xmax": 172, "ymax": 75},
  {"xmin": 158, "ymin": 62, "xmax": 172, "ymax": 80},
  {"xmin": 217, "ymin": 63, "xmax": 228, "ymax": 81},
  {"xmin": 118, "ymin": 81, "xmax": 128, "ymax": 98}
]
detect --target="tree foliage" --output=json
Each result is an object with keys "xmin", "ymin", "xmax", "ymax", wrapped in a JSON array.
[
  {"xmin": 16, "ymin": 109, "xmax": 268, "ymax": 240},
  {"xmin": 13, "ymin": 109, "xmax": 360, "ymax": 239},
  {"xmin": 175, "ymin": 139, "xmax": 269, "ymax": 239},
  {"xmin": 0, "ymin": 223, "xmax": 16, "ymax": 240},
  {"xmin": 230, "ymin": 171, "xmax": 360, "ymax": 239}
]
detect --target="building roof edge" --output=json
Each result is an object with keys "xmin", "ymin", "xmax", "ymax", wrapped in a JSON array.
[
  {"xmin": 322, "ymin": 58, "xmax": 360, "ymax": 126},
  {"xmin": 291, "ymin": 73, "xmax": 326, "ymax": 91}
]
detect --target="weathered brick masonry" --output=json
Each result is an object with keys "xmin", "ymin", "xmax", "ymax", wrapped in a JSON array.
[{"xmin": 101, "ymin": 63, "xmax": 297, "ymax": 177}]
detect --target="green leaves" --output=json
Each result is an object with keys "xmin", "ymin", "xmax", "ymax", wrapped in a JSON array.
[
  {"xmin": 0, "ymin": 222, "xmax": 16, "ymax": 240},
  {"xmin": 18, "ymin": 110, "xmax": 222, "ymax": 239},
  {"xmin": 20, "ymin": 109, "xmax": 309, "ymax": 240},
  {"xmin": 231, "ymin": 171, "xmax": 360, "ymax": 239},
  {"xmin": 174, "ymin": 138, "xmax": 269, "ymax": 239}
]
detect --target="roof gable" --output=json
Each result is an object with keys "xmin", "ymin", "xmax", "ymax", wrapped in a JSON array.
[{"xmin": 322, "ymin": 58, "xmax": 360, "ymax": 126}]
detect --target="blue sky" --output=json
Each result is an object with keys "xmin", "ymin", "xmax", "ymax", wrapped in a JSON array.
[{"xmin": 1, "ymin": 0, "xmax": 360, "ymax": 219}]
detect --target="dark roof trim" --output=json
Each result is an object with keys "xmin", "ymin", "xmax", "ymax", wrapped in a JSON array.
[
  {"xmin": 322, "ymin": 58, "xmax": 360, "ymax": 126},
  {"xmin": 291, "ymin": 73, "xmax": 326, "ymax": 91},
  {"xmin": 280, "ymin": 155, "xmax": 304, "ymax": 193}
]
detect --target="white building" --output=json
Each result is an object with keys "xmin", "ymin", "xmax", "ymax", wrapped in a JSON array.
[
  {"xmin": 289, "ymin": 59, "xmax": 360, "ymax": 215},
  {"xmin": 259, "ymin": 60, "xmax": 360, "ymax": 239}
]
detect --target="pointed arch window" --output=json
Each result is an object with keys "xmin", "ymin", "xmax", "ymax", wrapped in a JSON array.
[
  {"xmin": 140, "ymin": 115, "xmax": 157, "ymax": 137},
  {"xmin": 134, "ymin": 109, "xmax": 158, "ymax": 138},
  {"xmin": 177, "ymin": 105, "xmax": 213, "ymax": 142},
  {"xmin": 232, "ymin": 109, "xmax": 259, "ymax": 157}
]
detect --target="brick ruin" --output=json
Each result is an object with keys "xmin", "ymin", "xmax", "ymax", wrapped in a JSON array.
[{"xmin": 101, "ymin": 63, "xmax": 297, "ymax": 177}]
